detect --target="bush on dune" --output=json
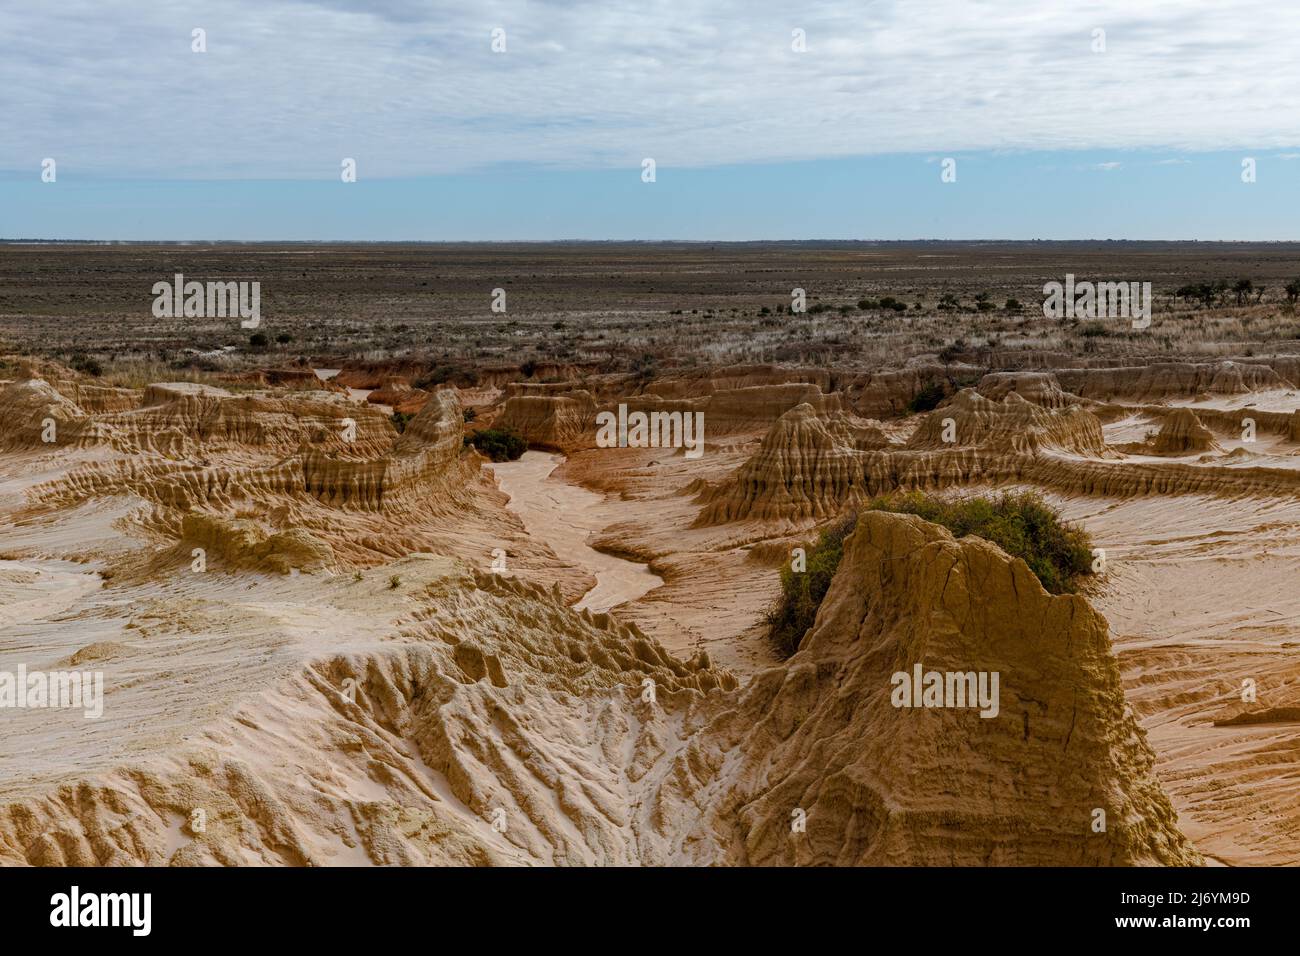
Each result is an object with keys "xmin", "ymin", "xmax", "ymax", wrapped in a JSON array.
[
  {"xmin": 465, "ymin": 427, "xmax": 526, "ymax": 462},
  {"xmin": 765, "ymin": 513, "xmax": 858, "ymax": 658},
  {"xmin": 765, "ymin": 491, "xmax": 1094, "ymax": 658}
]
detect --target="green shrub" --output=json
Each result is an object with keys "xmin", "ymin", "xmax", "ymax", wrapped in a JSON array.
[
  {"xmin": 390, "ymin": 411, "xmax": 414, "ymax": 433},
  {"xmin": 865, "ymin": 490, "xmax": 1094, "ymax": 596},
  {"xmin": 765, "ymin": 513, "xmax": 858, "ymax": 657},
  {"xmin": 764, "ymin": 491, "xmax": 1094, "ymax": 658},
  {"xmin": 465, "ymin": 427, "xmax": 526, "ymax": 462}
]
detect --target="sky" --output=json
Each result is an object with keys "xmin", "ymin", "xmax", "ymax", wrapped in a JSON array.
[{"xmin": 3, "ymin": 0, "xmax": 1299, "ymax": 240}]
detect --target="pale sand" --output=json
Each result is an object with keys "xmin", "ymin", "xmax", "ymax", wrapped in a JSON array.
[
  {"xmin": 488, "ymin": 451, "xmax": 662, "ymax": 614},
  {"xmin": 1047, "ymin": 490, "xmax": 1300, "ymax": 866},
  {"xmin": 314, "ymin": 367, "xmax": 393, "ymax": 415}
]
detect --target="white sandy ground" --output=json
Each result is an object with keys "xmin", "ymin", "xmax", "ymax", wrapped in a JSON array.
[
  {"xmin": 488, "ymin": 451, "xmax": 663, "ymax": 614},
  {"xmin": 1034, "ymin": 490, "xmax": 1300, "ymax": 866},
  {"xmin": 314, "ymin": 367, "xmax": 393, "ymax": 415},
  {"xmin": 1102, "ymin": 412, "xmax": 1300, "ymax": 467},
  {"xmin": 0, "ymin": 548, "xmax": 457, "ymax": 802}
]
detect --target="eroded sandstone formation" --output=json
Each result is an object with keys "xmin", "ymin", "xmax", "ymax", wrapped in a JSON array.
[
  {"xmin": 1055, "ymin": 361, "xmax": 1288, "ymax": 400},
  {"xmin": 1152, "ymin": 408, "xmax": 1220, "ymax": 454},
  {"xmin": 0, "ymin": 512, "xmax": 1195, "ymax": 866}
]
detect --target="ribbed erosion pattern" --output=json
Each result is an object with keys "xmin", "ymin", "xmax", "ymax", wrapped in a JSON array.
[
  {"xmin": 699, "ymin": 395, "xmax": 1300, "ymax": 526},
  {"xmin": 696, "ymin": 403, "xmax": 891, "ymax": 524},
  {"xmin": 0, "ymin": 514, "xmax": 1195, "ymax": 866},
  {"xmin": 905, "ymin": 389, "xmax": 1112, "ymax": 457},
  {"xmin": 34, "ymin": 388, "xmax": 468, "ymax": 513}
]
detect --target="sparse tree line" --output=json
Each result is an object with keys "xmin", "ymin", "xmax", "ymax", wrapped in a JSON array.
[{"xmin": 1173, "ymin": 277, "xmax": 1300, "ymax": 308}]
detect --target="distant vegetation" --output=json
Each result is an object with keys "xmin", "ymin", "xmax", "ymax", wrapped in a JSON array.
[
  {"xmin": 69, "ymin": 354, "xmax": 103, "ymax": 377},
  {"xmin": 765, "ymin": 491, "xmax": 1094, "ymax": 658},
  {"xmin": 858, "ymin": 295, "xmax": 908, "ymax": 312},
  {"xmin": 906, "ymin": 381, "xmax": 947, "ymax": 413},
  {"xmin": 414, "ymin": 363, "xmax": 479, "ymax": 389},
  {"xmin": 390, "ymin": 411, "xmax": 414, "ymax": 433},
  {"xmin": 465, "ymin": 427, "xmax": 526, "ymax": 462},
  {"xmin": 1175, "ymin": 277, "xmax": 1273, "ymax": 307}
]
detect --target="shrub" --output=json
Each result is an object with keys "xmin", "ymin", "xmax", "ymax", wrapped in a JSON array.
[
  {"xmin": 249, "ymin": 332, "xmax": 269, "ymax": 348},
  {"xmin": 865, "ymin": 490, "xmax": 1094, "ymax": 595},
  {"xmin": 465, "ymin": 427, "xmax": 526, "ymax": 462},
  {"xmin": 414, "ymin": 363, "xmax": 479, "ymax": 389},
  {"xmin": 390, "ymin": 411, "xmax": 414, "ymax": 433},
  {"xmin": 906, "ymin": 381, "xmax": 947, "ymax": 413},
  {"xmin": 765, "ymin": 513, "xmax": 857, "ymax": 657},
  {"xmin": 764, "ymin": 491, "xmax": 1095, "ymax": 658},
  {"xmin": 69, "ymin": 354, "xmax": 104, "ymax": 377}
]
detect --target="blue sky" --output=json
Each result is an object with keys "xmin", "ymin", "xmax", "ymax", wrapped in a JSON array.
[
  {"xmin": 3, "ymin": 1, "xmax": 1300, "ymax": 240},
  {"xmin": 5, "ymin": 152, "xmax": 1300, "ymax": 241}
]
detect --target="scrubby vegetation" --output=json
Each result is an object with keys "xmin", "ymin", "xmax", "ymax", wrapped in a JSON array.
[
  {"xmin": 765, "ymin": 491, "xmax": 1094, "ymax": 658},
  {"xmin": 906, "ymin": 381, "xmax": 947, "ymax": 413},
  {"xmin": 390, "ymin": 411, "xmax": 414, "ymax": 433},
  {"xmin": 765, "ymin": 513, "xmax": 858, "ymax": 658},
  {"xmin": 464, "ymin": 427, "xmax": 526, "ymax": 462},
  {"xmin": 69, "ymin": 354, "xmax": 103, "ymax": 377},
  {"xmin": 866, "ymin": 491, "xmax": 1094, "ymax": 595}
]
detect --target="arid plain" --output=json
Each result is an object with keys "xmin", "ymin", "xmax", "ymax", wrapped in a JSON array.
[{"xmin": 1, "ymin": 241, "xmax": 1299, "ymax": 866}]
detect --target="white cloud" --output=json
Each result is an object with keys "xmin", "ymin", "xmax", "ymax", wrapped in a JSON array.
[
  {"xmin": 2, "ymin": 0, "xmax": 1299, "ymax": 178},
  {"xmin": 1094, "ymin": 162, "xmax": 1122, "ymax": 170}
]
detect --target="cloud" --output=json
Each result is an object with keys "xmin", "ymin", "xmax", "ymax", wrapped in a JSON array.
[
  {"xmin": 1094, "ymin": 162, "xmax": 1122, "ymax": 170},
  {"xmin": 3, "ymin": 0, "xmax": 1299, "ymax": 178}
]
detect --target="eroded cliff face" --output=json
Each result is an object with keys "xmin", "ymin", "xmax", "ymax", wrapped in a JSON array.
[
  {"xmin": 697, "ymin": 403, "xmax": 891, "ymax": 527},
  {"xmin": 494, "ymin": 382, "xmax": 844, "ymax": 453},
  {"xmin": 1055, "ymin": 361, "xmax": 1290, "ymax": 401},
  {"xmin": 905, "ymin": 390, "xmax": 1113, "ymax": 457},
  {"xmin": 697, "ymin": 512, "xmax": 1198, "ymax": 865},
  {"xmin": 701, "ymin": 379, "xmax": 1300, "ymax": 528},
  {"xmin": 0, "ymin": 512, "xmax": 1194, "ymax": 866},
  {"xmin": 976, "ymin": 371, "xmax": 1081, "ymax": 408},
  {"xmin": 1151, "ymin": 408, "xmax": 1220, "ymax": 454},
  {"xmin": 700, "ymin": 391, "xmax": 1117, "ymax": 527}
]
